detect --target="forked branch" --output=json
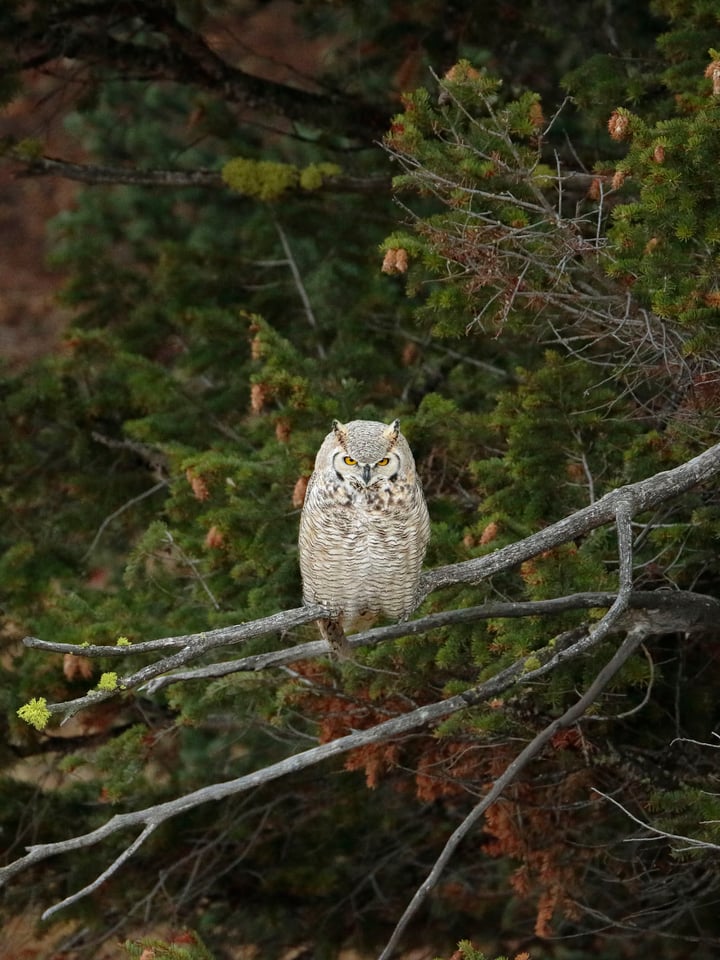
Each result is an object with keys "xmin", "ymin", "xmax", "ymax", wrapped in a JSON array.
[
  {"xmin": 2, "ymin": 568, "xmax": 644, "ymax": 922},
  {"xmin": 377, "ymin": 496, "xmax": 639, "ymax": 959}
]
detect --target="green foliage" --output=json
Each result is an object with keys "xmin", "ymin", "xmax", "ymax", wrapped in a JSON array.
[
  {"xmin": 93, "ymin": 724, "xmax": 152, "ymax": 802},
  {"xmin": 605, "ymin": 84, "xmax": 720, "ymax": 328},
  {"xmin": 122, "ymin": 932, "xmax": 215, "ymax": 959},
  {"xmin": 435, "ymin": 941, "xmax": 516, "ymax": 960},
  {"xmin": 385, "ymin": 74, "xmax": 609, "ymax": 344}
]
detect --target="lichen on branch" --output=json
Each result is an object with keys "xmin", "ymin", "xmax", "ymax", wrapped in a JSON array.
[{"xmin": 221, "ymin": 157, "xmax": 341, "ymax": 200}]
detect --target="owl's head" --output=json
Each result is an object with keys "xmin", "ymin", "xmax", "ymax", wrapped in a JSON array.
[{"xmin": 324, "ymin": 418, "xmax": 411, "ymax": 488}]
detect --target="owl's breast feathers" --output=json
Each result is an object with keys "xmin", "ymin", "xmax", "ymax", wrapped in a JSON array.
[{"xmin": 299, "ymin": 469, "xmax": 430, "ymax": 622}]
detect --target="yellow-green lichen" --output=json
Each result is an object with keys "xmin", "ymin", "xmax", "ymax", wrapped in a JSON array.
[
  {"xmin": 523, "ymin": 655, "xmax": 542, "ymax": 673},
  {"xmin": 96, "ymin": 672, "xmax": 119, "ymax": 692},
  {"xmin": 299, "ymin": 162, "xmax": 341, "ymax": 191},
  {"xmin": 222, "ymin": 157, "xmax": 298, "ymax": 201},
  {"xmin": 116, "ymin": 636, "xmax": 131, "ymax": 646},
  {"xmin": 222, "ymin": 157, "xmax": 342, "ymax": 200},
  {"xmin": 17, "ymin": 697, "xmax": 52, "ymax": 731}
]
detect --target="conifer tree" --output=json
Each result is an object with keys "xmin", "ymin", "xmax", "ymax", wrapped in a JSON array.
[{"xmin": 1, "ymin": 2, "xmax": 720, "ymax": 958}]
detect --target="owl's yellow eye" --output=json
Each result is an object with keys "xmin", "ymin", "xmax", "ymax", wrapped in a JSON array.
[
  {"xmin": 376, "ymin": 457, "xmax": 390, "ymax": 466},
  {"xmin": 343, "ymin": 456, "xmax": 357, "ymax": 466}
]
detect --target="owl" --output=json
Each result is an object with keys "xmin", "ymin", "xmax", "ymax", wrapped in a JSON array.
[{"xmin": 298, "ymin": 418, "xmax": 430, "ymax": 658}]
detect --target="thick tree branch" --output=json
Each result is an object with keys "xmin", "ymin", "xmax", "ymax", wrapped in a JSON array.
[
  {"xmin": 140, "ymin": 589, "xmax": 719, "ymax": 693},
  {"xmin": 22, "ymin": 587, "xmax": 717, "ymax": 714},
  {"xmin": 15, "ymin": 155, "xmax": 391, "ymax": 195},
  {"xmin": 421, "ymin": 440, "xmax": 720, "ymax": 596},
  {"xmin": 0, "ymin": 648, "xmax": 552, "ymax": 899},
  {"xmin": 24, "ymin": 589, "xmax": 717, "ymax": 664},
  {"xmin": 23, "ymin": 604, "xmax": 324, "ymax": 658}
]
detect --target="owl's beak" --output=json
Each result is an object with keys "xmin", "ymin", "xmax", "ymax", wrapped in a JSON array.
[{"xmin": 362, "ymin": 464, "xmax": 371, "ymax": 485}]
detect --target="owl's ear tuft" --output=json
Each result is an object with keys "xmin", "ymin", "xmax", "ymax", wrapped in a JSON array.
[
  {"xmin": 383, "ymin": 419, "xmax": 400, "ymax": 447},
  {"xmin": 332, "ymin": 419, "xmax": 348, "ymax": 447}
]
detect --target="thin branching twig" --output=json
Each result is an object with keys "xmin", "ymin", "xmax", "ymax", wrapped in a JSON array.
[{"xmin": 594, "ymin": 790, "xmax": 720, "ymax": 853}]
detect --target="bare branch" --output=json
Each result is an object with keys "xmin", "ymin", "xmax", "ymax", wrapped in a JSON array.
[
  {"xmin": 142, "ymin": 589, "xmax": 720, "ymax": 693},
  {"xmin": 162, "ymin": 529, "xmax": 221, "ymax": 613},
  {"xmin": 422, "ymin": 440, "xmax": 720, "ymax": 596},
  {"xmin": 21, "ymin": 439, "xmax": 720, "ymax": 717},
  {"xmin": 586, "ymin": 642, "xmax": 655, "ymax": 721},
  {"xmin": 24, "ymin": 604, "xmax": 325, "ymax": 658},
  {"xmin": 593, "ymin": 790, "xmax": 720, "ymax": 853},
  {"xmin": 377, "ymin": 496, "xmax": 639, "ymax": 959},
  {"xmin": 23, "ymin": 605, "xmax": 326, "ymax": 722},
  {"xmin": 16, "ymin": 155, "xmax": 391, "ymax": 194},
  {"xmin": 670, "ymin": 733, "xmax": 720, "ymax": 750},
  {"xmin": 6, "ymin": 2, "xmax": 389, "ymax": 139},
  {"xmin": 274, "ymin": 219, "xmax": 326, "ymax": 359},
  {"xmin": 42, "ymin": 823, "xmax": 157, "ymax": 921},
  {"xmin": 82, "ymin": 480, "xmax": 168, "ymax": 561},
  {"xmin": 22, "ymin": 587, "xmax": 719, "ymax": 708},
  {"xmin": 19, "ymin": 158, "xmax": 225, "ymax": 188}
]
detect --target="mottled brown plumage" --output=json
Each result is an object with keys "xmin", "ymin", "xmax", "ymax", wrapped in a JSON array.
[{"xmin": 298, "ymin": 418, "xmax": 430, "ymax": 658}]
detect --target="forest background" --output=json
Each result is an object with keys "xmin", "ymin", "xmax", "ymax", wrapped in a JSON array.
[{"xmin": 2, "ymin": 1, "xmax": 720, "ymax": 958}]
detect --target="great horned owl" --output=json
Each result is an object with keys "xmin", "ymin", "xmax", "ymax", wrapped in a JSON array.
[{"xmin": 298, "ymin": 418, "xmax": 430, "ymax": 658}]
